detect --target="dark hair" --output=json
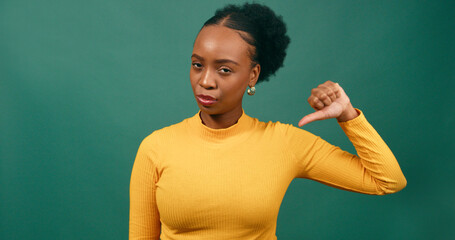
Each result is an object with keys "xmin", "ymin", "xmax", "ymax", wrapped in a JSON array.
[{"xmin": 202, "ymin": 2, "xmax": 290, "ymax": 84}]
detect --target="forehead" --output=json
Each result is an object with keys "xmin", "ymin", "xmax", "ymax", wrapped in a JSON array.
[{"xmin": 192, "ymin": 25, "xmax": 251, "ymax": 61}]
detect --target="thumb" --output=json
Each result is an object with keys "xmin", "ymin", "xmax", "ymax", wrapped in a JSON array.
[{"xmin": 298, "ymin": 110, "xmax": 326, "ymax": 127}]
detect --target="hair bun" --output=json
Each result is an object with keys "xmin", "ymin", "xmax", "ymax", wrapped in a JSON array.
[{"xmin": 204, "ymin": 3, "xmax": 291, "ymax": 83}]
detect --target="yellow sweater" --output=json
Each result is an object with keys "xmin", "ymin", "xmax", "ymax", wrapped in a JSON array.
[{"xmin": 129, "ymin": 108, "xmax": 406, "ymax": 240}]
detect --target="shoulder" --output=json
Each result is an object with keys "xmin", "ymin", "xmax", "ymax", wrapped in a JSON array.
[
  {"xmin": 249, "ymin": 117, "xmax": 321, "ymax": 158},
  {"xmin": 139, "ymin": 115, "xmax": 193, "ymax": 148},
  {"xmin": 251, "ymin": 116, "xmax": 317, "ymax": 140}
]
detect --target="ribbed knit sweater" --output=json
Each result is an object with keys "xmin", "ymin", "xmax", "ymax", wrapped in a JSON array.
[{"xmin": 129, "ymin": 108, "xmax": 407, "ymax": 240}]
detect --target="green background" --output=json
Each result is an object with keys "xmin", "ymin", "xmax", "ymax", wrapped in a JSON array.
[{"xmin": 1, "ymin": 0, "xmax": 453, "ymax": 239}]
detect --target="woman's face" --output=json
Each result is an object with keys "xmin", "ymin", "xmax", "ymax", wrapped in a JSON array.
[{"xmin": 190, "ymin": 25, "xmax": 260, "ymax": 116}]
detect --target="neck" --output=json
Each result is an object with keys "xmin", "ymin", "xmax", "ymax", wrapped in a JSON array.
[{"xmin": 199, "ymin": 105, "xmax": 243, "ymax": 129}]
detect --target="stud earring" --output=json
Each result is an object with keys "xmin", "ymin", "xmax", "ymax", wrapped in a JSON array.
[{"xmin": 247, "ymin": 86, "xmax": 256, "ymax": 96}]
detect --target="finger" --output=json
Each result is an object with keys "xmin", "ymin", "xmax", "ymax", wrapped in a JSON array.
[
  {"xmin": 324, "ymin": 80, "xmax": 336, "ymax": 85},
  {"xmin": 325, "ymin": 82, "xmax": 341, "ymax": 98},
  {"xmin": 310, "ymin": 88, "xmax": 328, "ymax": 106},
  {"xmin": 308, "ymin": 96, "xmax": 325, "ymax": 110},
  {"xmin": 324, "ymin": 84, "xmax": 338, "ymax": 102},
  {"xmin": 319, "ymin": 92, "xmax": 332, "ymax": 106},
  {"xmin": 323, "ymin": 81, "xmax": 341, "ymax": 97},
  {"xmin": 314, "ymin": 84, "xmax": 337, "ymax": 102},
  {"xmin": 327, "ymin": 89, "xmax": 337, "ymax": 102},
  {"xmin": 318, "ymin": 85, "xmax": 335, "ymax": 105},
  {"xmin": 333, "ymin": 82, "xmax": 342, "ymax": 97},
  {"xmin": 298, "ymin": 110, "xmax": 327, "ymax": 127}
]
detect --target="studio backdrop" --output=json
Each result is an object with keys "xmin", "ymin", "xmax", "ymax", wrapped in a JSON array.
[{"xmin": 1, "ymin": 0, "xmax": 453, "ymax": 239}]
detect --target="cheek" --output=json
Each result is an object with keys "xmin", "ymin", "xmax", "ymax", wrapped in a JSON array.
[
  {"xmin": 223, "ymin": 78, "xmax": 248, "ymax": 100},
  {"xmin": 189, "ymin": 70, "xmax": 198, "ymax": 88}
]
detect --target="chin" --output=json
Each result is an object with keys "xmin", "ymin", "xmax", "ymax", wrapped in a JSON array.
[{"xmin": 197, "ymin": 104, "xmax": 223, "ymax": 116}]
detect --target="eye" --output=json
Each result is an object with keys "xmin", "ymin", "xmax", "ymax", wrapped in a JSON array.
[
  {"xmin": 192, "ymin": 62, "xmax": 202, "ymax": 69},
  {"xmin": 219, "ymin": 67, "xmax": 232, "ymax": 74}
]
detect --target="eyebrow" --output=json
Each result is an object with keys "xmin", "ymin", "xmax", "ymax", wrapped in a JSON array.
[{"xmin": 191, "ymin": 54, "xmax": 239, "ymax": 66}]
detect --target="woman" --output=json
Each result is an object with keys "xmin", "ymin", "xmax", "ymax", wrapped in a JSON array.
[{"xmin": 129, "ymin": 3, "xmax": 407, "ymax": 240}]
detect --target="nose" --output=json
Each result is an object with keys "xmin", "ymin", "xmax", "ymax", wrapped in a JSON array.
[{"xmin": 199, "ymin": 68, "xmax": 217, "ymax": 89}]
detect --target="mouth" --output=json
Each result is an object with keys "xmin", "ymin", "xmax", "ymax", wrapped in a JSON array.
[{"xmin": 196, "ymin": 94, "xmax": 217, "ymax": 106}]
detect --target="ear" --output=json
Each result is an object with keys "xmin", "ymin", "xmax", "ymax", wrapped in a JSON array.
[{"xmin": 248, "ymin": 63, "xmax": 260, "ymax": 87}]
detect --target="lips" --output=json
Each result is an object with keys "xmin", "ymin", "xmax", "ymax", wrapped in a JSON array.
[
  {"xmin": 198, "ymin": 94, "xmax": 216, "ymax": 100},
  {"xmin": 196, "ymin": 94, "xmax": 217, "ymax": 106}
]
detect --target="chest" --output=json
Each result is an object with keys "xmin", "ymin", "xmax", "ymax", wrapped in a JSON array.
[{"xmin": 155, "ymin": 142, "xmax": 296, "ymax": 230}]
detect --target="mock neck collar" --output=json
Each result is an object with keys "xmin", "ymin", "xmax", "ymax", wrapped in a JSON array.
[{"xmin": 187, "ymin": 109, "xmax": 255, "ymax": 144}]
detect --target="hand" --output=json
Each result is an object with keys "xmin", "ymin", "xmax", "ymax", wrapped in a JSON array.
[{"xmin": 298, "ymin": 80, "xmax": 359, "ymax": 127}]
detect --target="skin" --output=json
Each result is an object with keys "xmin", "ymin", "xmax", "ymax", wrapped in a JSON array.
[
  {"xmin": 190, "ymin": 25, "xmax": 260, "ymax": 129},
  {"xmin": 299, "ymin": 81, "xmax": 359, "ymax": 126},
  {"xmin": 190, "ymin": 25, "xmax": 358, "ymax": 129}
]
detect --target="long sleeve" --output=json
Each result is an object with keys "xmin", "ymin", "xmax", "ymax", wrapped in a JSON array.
[
  {"xmin": 283, "ymin": 108, "xmax": 407, "ymax": 195},
  {"xmin": 129, "ymin": 136, "xmax": 161, "ymax": 239}
]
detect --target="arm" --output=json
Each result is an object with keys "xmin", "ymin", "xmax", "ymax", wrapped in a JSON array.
[
  {"xmin": 293, "ymin": 81, "xmax": 406, "ymax": 195},
  {"xmin": 289, "ymin": 108, "xmax": 406, "ymax": 195},
  {"xmin": 129, "ymin": 136, "xmax": 161, "ymax": 239}
]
